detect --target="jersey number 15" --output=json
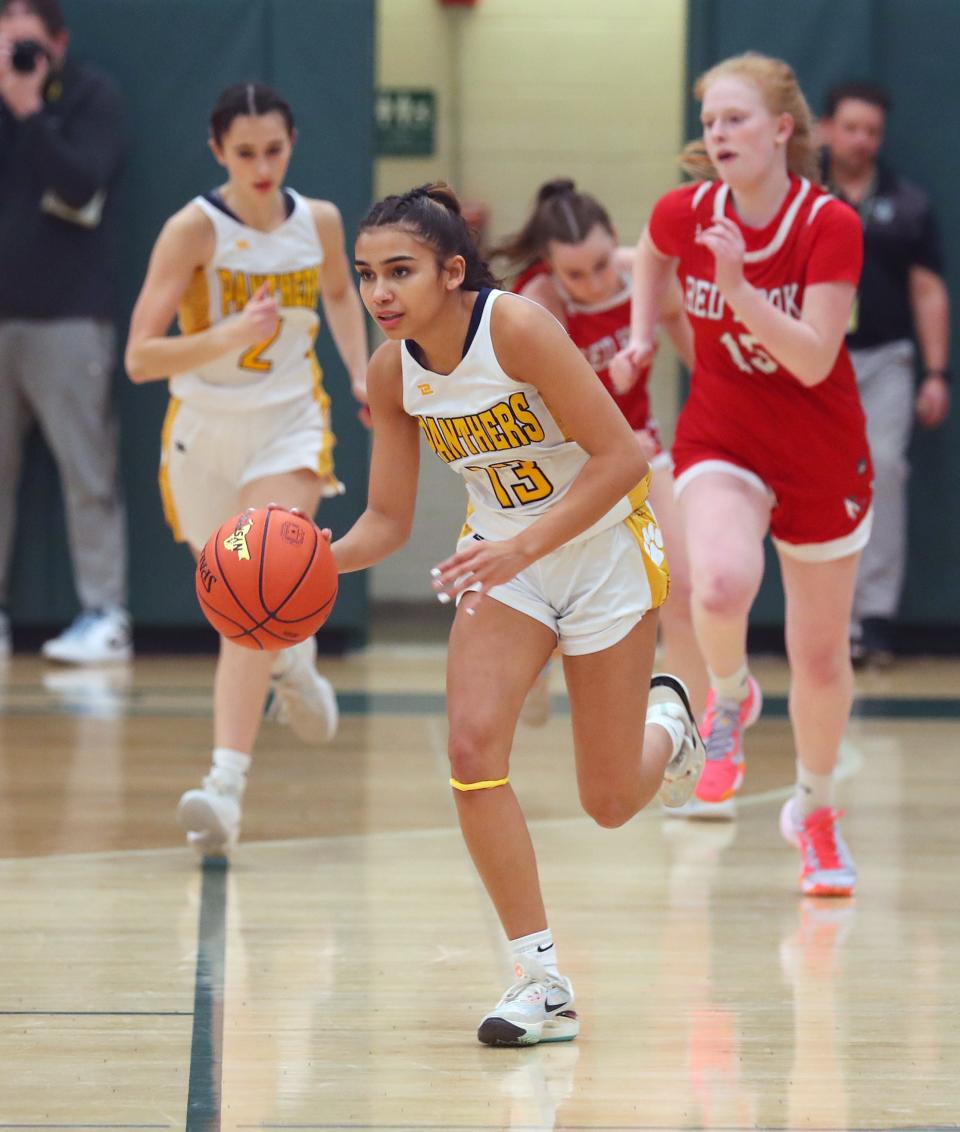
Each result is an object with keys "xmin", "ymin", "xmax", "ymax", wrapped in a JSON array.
[{"xmin": 719, "ymin": 331, "xmax": 778, "ymax": 375}]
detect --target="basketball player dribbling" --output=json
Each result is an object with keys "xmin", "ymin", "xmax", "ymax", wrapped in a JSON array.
[
  {"xmin": 125, "ymin": 83, "xmax": 368, "ymax": 858},
  {"xmin": 494, "ymin": 179, "xmax": 708, "ymax": 722},
  {"xmin": 330, "ymin": 183, "xmax": 706, "ymax": 1046},
  {"xmin": 612, "ymin": 53, "xmax": 871, "ymax": 896}
]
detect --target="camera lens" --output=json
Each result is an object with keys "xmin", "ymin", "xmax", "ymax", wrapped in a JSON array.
[{"xmin": 11, "ymin": 39, "xmax": 46, "ymax": 74}]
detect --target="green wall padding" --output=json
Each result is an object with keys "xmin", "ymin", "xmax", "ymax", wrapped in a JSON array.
[{"xmin": 8, "ymin": 0, "xmax": 374, "ymax": 644}]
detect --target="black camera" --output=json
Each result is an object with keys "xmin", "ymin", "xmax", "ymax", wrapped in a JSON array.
[{"xmin": 11, "ymin": 38, "xmax": 48, "ymax": 74}]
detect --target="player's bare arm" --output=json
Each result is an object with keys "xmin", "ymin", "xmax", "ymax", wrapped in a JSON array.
[
  {"xmin": 613, "ymin": 243, "xmax": 693, "ymax": 368},
  {"xmin": 311, "ymin": 199, "xmax": 369, "ymax": 405},
  {"xmin": 331, "ymin": 341, "xmax": 420, "ymax": 574},
  {"xmin": 696, "ymin": 215, "xmax": 854, "ymax": 386},
  {"xmin": 609, "ymin": 230, "xmax": 677, "ymax": 392},
  {"xmin": 657, "ymin": 274, "xmax": 695, "ymax": 370},
  {"xmin": 126, "ymin": 204, "xmax": 278, "ymax": 382}
]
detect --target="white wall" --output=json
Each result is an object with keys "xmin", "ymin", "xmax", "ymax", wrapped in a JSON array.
[{"xmin": 371, "ymin": 0, "xmax": 687, "ymax": 601}]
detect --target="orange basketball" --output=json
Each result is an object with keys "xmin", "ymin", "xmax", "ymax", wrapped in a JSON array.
[{"xmin": 195, "ymin": 506, "xmax": 338, "ymax": 650}]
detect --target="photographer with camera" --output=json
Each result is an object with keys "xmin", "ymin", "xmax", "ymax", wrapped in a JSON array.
[{"xmin": 0, "ymin": 0, "xmax": 131, "ymax": 663}]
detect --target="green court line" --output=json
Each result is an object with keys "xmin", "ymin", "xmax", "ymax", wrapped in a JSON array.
[
  {"xmin": 3, "ymin": 689, "xmax": 960, "ymax": 720},
  {"xmin": 235, "ymin": 1123, "xmax": 960, "ymax": 1131},
  {"xmin": 0, "ymin": 1011, "xmax": 190, "ymax": 1017},
  {"xmin": 185, "ymin": 860, "xmax": 227, "ymax": 1131}
]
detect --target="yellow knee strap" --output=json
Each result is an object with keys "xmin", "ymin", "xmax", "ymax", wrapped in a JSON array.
[{"xmin": 449, "ymin": 775, "xmax": 509, "ymax": 792}]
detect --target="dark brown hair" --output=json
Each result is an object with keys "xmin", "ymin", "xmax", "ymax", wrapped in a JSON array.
[
  {"xmin": 491, "ymin": 178, "xmax": 614, "ymax": 273},
  {"xmin": 823, "ymin": 81, "xmax": 891, "ymax": 118},
  {"xmin": 209, "ymin": 82, "xmax": 295, "ymax": 146},
  {"xmin": 359, "ymin": 183, "xmax": 498, "ymax": 291}
]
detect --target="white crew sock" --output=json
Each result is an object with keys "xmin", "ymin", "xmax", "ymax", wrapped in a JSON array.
[
  {"xmin": 510, "ymin": 928, "xmax": 560, "ymax": 979},
  {"xmin": 709, "ymin": 663, "xmax": 751, "ymax": 703}
]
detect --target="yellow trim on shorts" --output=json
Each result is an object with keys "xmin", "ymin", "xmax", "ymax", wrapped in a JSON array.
[
  {"xmin": 458, "ymin": 499, "xmax": 475, "ymax": 541},
  {"xmin": 627, "ymin": 469, "xmax": 652, "ymax": 511},
  {"xmin": 624, "ymin": 496, "xmax": 671, "ymax": 609},
  {"xmin": 158, "ymin": 397, "xmax": 184, "ymax": 543},
  {"xmin": 310, "ymin": 353, "xmax": 345, "ymax": 496},
  {"xmin": 450, "ymin": 776, "xmax": 510, "ymax": 792}
]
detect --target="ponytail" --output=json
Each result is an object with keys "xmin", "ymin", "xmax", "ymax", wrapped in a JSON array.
[{"xmin": 359, "ymin": 183, "xmax": 498, "ymax": 290}]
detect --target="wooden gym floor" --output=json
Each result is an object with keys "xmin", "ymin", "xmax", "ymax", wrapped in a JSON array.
[{"xmin": 1, "ymin": 638, "xmax": 958, "ymax": 1131}]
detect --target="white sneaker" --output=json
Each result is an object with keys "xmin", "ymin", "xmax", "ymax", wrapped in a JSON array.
[
  {"xmin": 177, "ymin": 770, "xmax": 242, "ymax": 859},
  {"xmin": 519, "ymin": 660, "xmax": 553, "ymax": 727},
  {"xmin": 265, "ymin": 636, "xmax": 338, "ymax": 745},
  {"xmin": 41, "ymin": 608, "xmax": 132, "ymax": 665},
  {"xmin": 648, "ymin": 674, "xmax": 706, "ymax": 809},
  {"xmin": 478, "ymin": 957, "xmax": 579, "ymax": 1047},
  {"xmin": 0, "ymin": 610, "xmax": 10, "ymax": 660}
]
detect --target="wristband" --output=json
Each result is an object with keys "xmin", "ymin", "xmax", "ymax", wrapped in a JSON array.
[{"xmin": 924, "ymin": 369, "xmax": 951, "ymax": 383}]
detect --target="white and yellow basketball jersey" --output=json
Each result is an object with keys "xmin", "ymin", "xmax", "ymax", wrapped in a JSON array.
[
  {"xmin": 402, "ymin": 288, "xmax": 644, "ymax": 544},
  {"xmin": 170, "ymin": 188, "xmax": 324, "ymax": 412}
]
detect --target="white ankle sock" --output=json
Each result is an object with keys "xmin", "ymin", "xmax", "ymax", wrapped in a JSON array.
[
  {"xmin": 795, "ymin": 761, "xmax": 834, "ymax": 816},
  {"xmin": 210, "ymin": 747, "xmax": 251, "ymax": 796},
  {"xmin": 709, "ymin": 663, "xmax": 751, "ymax": 703},
  {"xmin": 510, "ymin": 928, "xmax": 560, "ymax": 978}
]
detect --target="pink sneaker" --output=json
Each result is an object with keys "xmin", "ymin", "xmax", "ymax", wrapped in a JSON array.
[
  {"xmin": 779, "ymin": 798, "xmax": 857, "ymax": 897},
  {"xmin": 694, "ymin": 676, "xmax": 762, "ymax": 803}
]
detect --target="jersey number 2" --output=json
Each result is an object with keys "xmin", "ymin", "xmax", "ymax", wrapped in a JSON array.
[
  {"xmin": 719, "ymin": 331, "xmax": 778, "ymax": 375},
  {"xmin": 238, "ymin": 318, "xmax": 284, "ymax": 373}
]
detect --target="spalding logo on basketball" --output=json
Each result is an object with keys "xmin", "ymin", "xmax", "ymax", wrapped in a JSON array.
[{"xmin": 195, "ymin": 506, "xmax": 338, "ymax": 650}]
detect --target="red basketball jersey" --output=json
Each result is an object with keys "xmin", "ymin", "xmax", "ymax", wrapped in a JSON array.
[
  {"xmin": 515, "ymin": 262, "xmax": 653, "ymax": 431},
  {"xmin": 648, "ymin": 176, "xmax": 871, "ymax": 512}
]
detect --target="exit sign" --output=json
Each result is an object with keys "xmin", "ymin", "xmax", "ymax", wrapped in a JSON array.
[{"xmin": 375, "ymin": 89, "xmax": 436, "ymax": 157}]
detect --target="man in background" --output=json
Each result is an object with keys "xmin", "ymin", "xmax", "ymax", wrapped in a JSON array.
[
  {"xmin": 0, "ymin": 0, "xmax": 130, "ymax": 663},
  {"xmin": 821, "ymin": 81, "xmax": 951, "ymax": 668}
]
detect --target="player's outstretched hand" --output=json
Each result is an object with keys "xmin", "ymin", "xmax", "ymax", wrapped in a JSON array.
[
  {"xmin": 430, "ymin": 539, "xmax": 531, "ymax": 614},
  {"xmin": 610, "ymin": 339, "xmax": 655, "ymax": 394}
]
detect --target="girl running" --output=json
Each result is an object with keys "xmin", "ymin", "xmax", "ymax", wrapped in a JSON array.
[
  {"xmin": 612, "ymin": 53, "xmax": 871, "ymax": 895},
  {"xmin": 125, "ymin": 83, "xmax": 368, "ymax": 857},
  {"xmin": 333, "ymin": 183, "xmax": 705, "ymax": 1046},
  {"xmin": 494, "ymin": 179, "xmax": 707, "ymax": 719}
]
